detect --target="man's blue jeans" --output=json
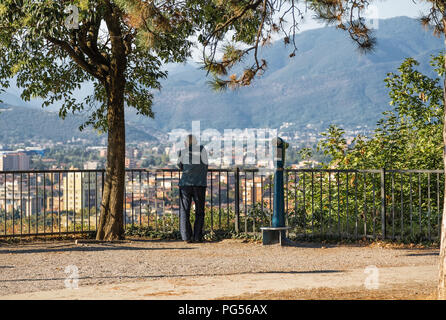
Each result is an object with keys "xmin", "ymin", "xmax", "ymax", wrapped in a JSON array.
[{"xmin": 179, "ymin": 186, "xmax": 206, "ymax": 241}]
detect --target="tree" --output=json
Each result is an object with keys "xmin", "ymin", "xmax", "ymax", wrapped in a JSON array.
[
  {"xmin": 0, "ymin": 0, "xmax": 200, "ymax": 240},
  {"xmin": 318, "ymin": 55, "xmax": 444, "ymax": 170},
  {"xmin": 109, "ymin": 0, "xmax": 305, "ymax": 90},
  {"xmin": 191, "ymin": 0, "xmax": 305, "ymax": 90},
  {"xmin": 0, "ymin": 0, "xmax": 309, "ymax": 240},
  {"xmin": 306, "ymin": 0, "xmax": 446, "ymax": 299}
]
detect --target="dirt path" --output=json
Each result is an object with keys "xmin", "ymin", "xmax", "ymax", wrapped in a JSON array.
[
  {"xmin": 1, "ymin": 265, "xmax": 438, "ymax": 300},
  {"xmin": 0, "ymin": 239, "xmax": 440, "ymax": 299}
]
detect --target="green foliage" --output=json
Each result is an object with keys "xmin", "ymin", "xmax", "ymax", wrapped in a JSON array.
[
  {"xmin": 124, "ymin": 224, "xmax": 263, "ymax": 242},
  {"xmin": 318, "ymin": 126, "xmax": 347, "ymax": 163},
  {"xmin": 307, "ymin": 0, "xmax": 377, "ymax": 51},
  {"xmin": 0, "ymin": 0, "xmax": 198, "ymax": 132},
  {"xmin": 196, "ymin": 0, "xmax": 301, "ymax": 90},
  {"xmin": 269, "ymin": 55, "xmax": 446, "ymax": 242},
  {"xmin": 318, "ymin": 54, "xmax": 444, "ymax": 170},
  {"xmin": 204, "ymin": 229, "xmax": 262, "ymax": 242},
  {"xmin": 125, "ymin": 225, "xmax": 182, "ymax": 240},
  {"xmin": 283, "ymin": 169, "xmax": 444, "ymax": 241}
]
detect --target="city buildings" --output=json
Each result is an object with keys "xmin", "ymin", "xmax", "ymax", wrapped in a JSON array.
[
  {"xmin": 0, "ymin": 152, "xmax": 30, "ymax": 171},
  {"xmin": 62, "ymin": 168, "xmax": 98, "ymax": 213}
]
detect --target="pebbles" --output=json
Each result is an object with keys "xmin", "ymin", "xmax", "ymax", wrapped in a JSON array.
[{"xmin": 0, "ymin": 239, "xmax": 439, "ymax": 296}]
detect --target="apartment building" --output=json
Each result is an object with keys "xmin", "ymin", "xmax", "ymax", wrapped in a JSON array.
[
  {"xmin": 62, "ymin": 170, "xmax": 98, "ymax": 213},
  {"xmin": 0, "ymin": 152, "xmax": 30, "ymax": 171}
]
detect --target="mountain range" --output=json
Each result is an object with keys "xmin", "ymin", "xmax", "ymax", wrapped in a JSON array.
[
  {"xmin": 0, "ymin": 16, "xmax": 444, "ymax": 144},
  {"xmin": 0, "ymin": 104, "xmax": 156, "ymax": 145}
]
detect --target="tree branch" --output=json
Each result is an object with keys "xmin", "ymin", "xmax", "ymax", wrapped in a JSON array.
[{"xmin": 45, "ymin": 35, "xmax": 106, "ymax": 82}]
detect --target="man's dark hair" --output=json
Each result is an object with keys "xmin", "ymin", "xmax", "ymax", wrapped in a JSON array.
[{"xmin": 186, "ymin": 134, "xmax": 197, "ymax": 147}]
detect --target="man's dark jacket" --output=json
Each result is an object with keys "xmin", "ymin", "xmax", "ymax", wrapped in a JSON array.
[{"xmin": 177, "ymin": 145, "xmax": 208, "ymax": 187}]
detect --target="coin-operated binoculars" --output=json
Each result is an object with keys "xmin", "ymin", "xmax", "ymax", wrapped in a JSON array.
[
  {"xmin": 272, "ymin": 137, "xmax": 289, "ymax": 228},
  {"xmin": 261, "ymin": 137, "xmax": 293, "ymax": 245}
]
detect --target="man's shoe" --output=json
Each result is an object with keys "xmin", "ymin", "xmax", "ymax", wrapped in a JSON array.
[{"xmin": 185, "ymin": 239, "xmax": 194, "ymax": 243}]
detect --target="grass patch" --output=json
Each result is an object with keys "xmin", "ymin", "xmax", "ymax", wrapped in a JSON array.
[{"xmin": 124, "ymin": 225, "xmax": 263, "ymax": 243}]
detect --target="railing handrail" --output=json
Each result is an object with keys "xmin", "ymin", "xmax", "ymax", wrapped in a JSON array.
[{"xmin": 1, "ymin": 167, "xmax": 444, "ymax": 174}]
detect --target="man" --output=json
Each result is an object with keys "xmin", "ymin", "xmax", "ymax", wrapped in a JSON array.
[{"xmin": 177, "ymin": 134, "xmax": 208, "ymax": 243}]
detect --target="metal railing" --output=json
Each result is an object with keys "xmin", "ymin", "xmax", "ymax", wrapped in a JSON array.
[
  {"xmin": 0, "ymin": 168, "xmax": 443, "ymax": 241},
  {"xmin": 282, "ymin": 169, "xmax": 444, "ymax": 242}
]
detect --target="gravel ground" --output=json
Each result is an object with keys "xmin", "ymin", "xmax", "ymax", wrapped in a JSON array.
[{"xmin": 0, "ymin": 239, "xmax": 440, "ymax": 297}]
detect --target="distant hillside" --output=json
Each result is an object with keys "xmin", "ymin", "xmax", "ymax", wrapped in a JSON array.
[
  {"xmin": 0, "ymin": 103, "xmax": 157, "ymax": 144},
  {"xmin": 1, "ymin": 16, "xmax": 444, "ymax": 142},
  {"xmin": 133, "ymin": 16, "xmax": 443, "ymax": 133}
]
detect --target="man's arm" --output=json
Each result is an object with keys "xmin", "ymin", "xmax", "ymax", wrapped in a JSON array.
[
  {"xmin": 177, "ymin": 150, "xmax": 183, "ymax": 170},
  {"xmin": 201, "ymin": 146, "xmax": 208, "ymax": 167}
]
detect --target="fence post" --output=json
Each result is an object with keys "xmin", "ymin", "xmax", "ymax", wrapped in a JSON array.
[
  {"xmin": 380, "ymin": 168, "xmax": 386, "ymax": 239},
  {"xmin": 234, "ymin": 167, "xmax": 240, "ymax": 233}
]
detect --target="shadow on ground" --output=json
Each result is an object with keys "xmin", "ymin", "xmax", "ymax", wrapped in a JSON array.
[
  {"xmin": 404, "ymin": 252, "xmax": 439, "ymax": 257},
  {"xmin": 0, "ymin": 245, "xmax": 195, "ymax": 254},
  {"xmin": 280, "ymin": 241, "xmax": 337, "ymax": 249},
  {"xmin": 0, "ymin": 269, "xmax": 344, "ymax": 284}
]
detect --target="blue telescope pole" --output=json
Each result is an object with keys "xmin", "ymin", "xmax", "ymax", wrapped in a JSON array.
[{"xmin": 272, "ymin": 137, "xmax": 288, "ymax": 228}]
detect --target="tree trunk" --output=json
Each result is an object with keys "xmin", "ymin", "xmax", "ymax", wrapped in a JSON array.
[
  {"xmin": 438, "ymin": 18, "xmax": 446, "ymax": 300},
  {"xmin": 96, "ymin": 79, "xmax": 126, "ymax": 241},
  {"xmin": 95, "ymin": 2, "xmax": 129, "ymax": 241}
]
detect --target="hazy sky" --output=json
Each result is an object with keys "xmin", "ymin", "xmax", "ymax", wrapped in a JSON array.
[
  {"xmin": 186, "ymin": 0, "xmax": 431, "ymax": 63},
  {"xmin": 298, "ymin": 0, "xmax": 430, "ymax": 32}
]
